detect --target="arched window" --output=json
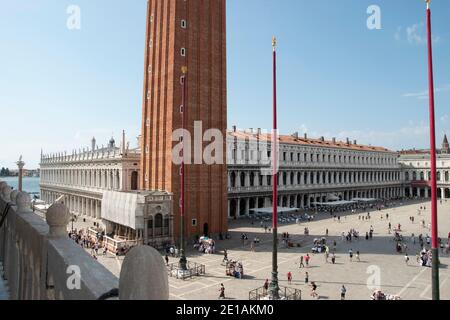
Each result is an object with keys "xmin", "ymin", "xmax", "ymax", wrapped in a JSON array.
[
  {"xmin": 131, "ymin": 171, "xmax": 138, "ymax": 190},
  {"xmin": 164, "ymin": 215, "xmax": 170, "ymax": 236},
  {"xmin": 230, "ymin": 172, "xmax": 236, "ymax": 188},
  {"xmin": 240, "ymin": 172, "xmax": 246, "ymax": 187},
  {"xmin": 250, "ymin": 172, "xmax": 255, "ymax": 187},
  {"xmin": 155, "ymin": 214, "xmax": 163, "ymax": 237}
]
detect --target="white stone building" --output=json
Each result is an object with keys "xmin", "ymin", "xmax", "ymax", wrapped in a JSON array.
[
  {"xmin": 227, "ymin": 128, "xmax": 404, "ymax": 218},
  {"xmin": 398, "ymin": 135, "xmax": 450, "ymax": 199},
  {"xmin": 40, "ymin": 134, "xmax": 174, "ymax": 246},
  {"xmin": 40, "ymin": 135, "xmax": 141, "ymax": 220}
]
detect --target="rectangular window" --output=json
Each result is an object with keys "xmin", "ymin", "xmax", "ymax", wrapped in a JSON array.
[
  {"xmin": 192, "ymin": 219, "xmax": 197, "ymax": 227},
  {"xmin": 181, "ymin": 20, "xmax": 187, "ymax": 29}
]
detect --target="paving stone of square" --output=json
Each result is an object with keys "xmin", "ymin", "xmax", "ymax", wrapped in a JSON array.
[{"xmin": 71, "ymin": 200, "xmax": 450, "ymax": 300}]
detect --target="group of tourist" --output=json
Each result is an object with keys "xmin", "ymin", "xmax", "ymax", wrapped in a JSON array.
[
  {"xmin": 226, "ymin": 260, "xmax": 244, "ymax": 279},
  {"xmin": 69, "ymin": 229, "xmax": 106, "ymax": 258},
  {"xmin": 194, "ymin": 237, "xmax": 216, "ymax": 254}
]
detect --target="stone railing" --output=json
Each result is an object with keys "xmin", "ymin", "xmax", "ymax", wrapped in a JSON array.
[{"xmin": 0, "ymin": 180, "xmax": 168, "ymax": 300}]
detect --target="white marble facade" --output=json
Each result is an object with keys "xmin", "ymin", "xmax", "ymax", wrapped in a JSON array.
[
  {"xmin": 227, "ymin": 129, "xmax": 404, "ymax": 218},
  {"xmin": 40, "ymin": 136, "xmax": 141, "ymax": 224}
]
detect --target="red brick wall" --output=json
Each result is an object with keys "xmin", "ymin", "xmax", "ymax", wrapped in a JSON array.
[{"xmin": 140, "ymin": 0, "xmax": 228, "ymax": 239}]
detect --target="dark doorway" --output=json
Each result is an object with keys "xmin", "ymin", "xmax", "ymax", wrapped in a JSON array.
[{"xmin": 203, "ymin": 223, "xmax": 209, "ymax": 237}]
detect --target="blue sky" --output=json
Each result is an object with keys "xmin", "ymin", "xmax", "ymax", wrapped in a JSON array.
[{"xmin": 1, "ymin": 0, "xmax": 449, "ymax": 169}]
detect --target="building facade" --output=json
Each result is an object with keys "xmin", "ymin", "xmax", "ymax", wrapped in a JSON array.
[
  {"xmin": 40, "ymin": 136, "xmax": 140, "ymax": 220},
  {"xmin": 399, "ymin": 135, "xmax": 450, "ymax": 199},
  {"xmin": 227, "ymin": 129, "xmax": 404, "ymax": 218},
  {"xmin": 40, "ymin": 135, "xmax": 174, "ymax": 246},
  {"xmin": 42, "ymin": 129, "xmax": 450, "ymax": 242},
  {"xmin": 140, "ymin": 0, "xmax": 228, "ymax": 239}
]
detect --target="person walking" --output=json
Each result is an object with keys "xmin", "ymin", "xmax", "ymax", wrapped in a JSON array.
[
  {"xmin": 305, "ymin": 254, "xmax": 310, "ymax": 268},
  {"xmin": 310, "ymin": 282, "xmax": 319, "ymax": 299},
  {"xmin": 219, "ymin": 284, "xmax": 225, "ymax": 299},
  {"xmin": 356, "ymin": 251, "xmax": 360, "ymax": 262},
  {"xmin": 165, "ymin": 254, "xmax": 169, "ymax": 266},
  {"xmin": 287, "ymin": 271, "xmax": 292, "ymax": 285},
  {"xmin": 263, "ymin": 279, "xmax": 269, "ymax": 295},
  {"xmin": 349, "ymin": 249, "xmax": 353, "ymax": 262},
  {"xmin": 331, "ymin": 253, "xmax": 336, "ymax": 264},
  {"xmin": 299, "ymin": 255, "xmax": 305, "ymax": 268},
  {"xmin": 340, "ymin": 285, "xmax": 347, "ymax": 300},
  {"xmin": 305, "ymin": 272, "xmax": 309, "ymax": 284},
  {"xmin": 223, "ymin": 249, "xmax": 228, "ymax": 263},
  {"xmin": 405, "ymin": 253, "xmax": 410, "ymax": 265}
]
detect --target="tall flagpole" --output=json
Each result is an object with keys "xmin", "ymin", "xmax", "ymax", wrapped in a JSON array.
[
  {"xmin": 425, "ymin": 0, "xmax": 440, "ymax": 300},
  {"xmin": 268, "ymin": 36, "xmax": 280, "ymax": 300},
  {"xmin": 179, "ymin": 66, "xmax": 188, "ymax": 271}
]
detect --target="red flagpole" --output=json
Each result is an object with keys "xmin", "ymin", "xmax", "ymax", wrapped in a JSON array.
[
  {"xmin": 269, "ymin": 36, "xmax": 280, "ymax": 300},
  {"xmin": 425, "ymin": 0, "xmax": 440, "ymax": 301}
]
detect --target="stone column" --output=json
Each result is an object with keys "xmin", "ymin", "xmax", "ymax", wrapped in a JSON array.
[{"xmin": 16, "ymin": 157, "xmax": 25, "ymax": 192}]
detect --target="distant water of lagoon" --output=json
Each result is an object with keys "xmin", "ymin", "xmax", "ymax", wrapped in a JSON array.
[{"xmin": 0, "ymin": 176, "xmax": 40, "ymax": 195}]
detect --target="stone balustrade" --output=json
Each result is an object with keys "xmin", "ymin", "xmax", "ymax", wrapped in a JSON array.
[{"xmin": 0, "ymin": 181, "xmax": 168, "ymax": 300}]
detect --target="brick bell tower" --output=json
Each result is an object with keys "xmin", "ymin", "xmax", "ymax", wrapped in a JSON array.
[{"xmin": 140, "ymin": 0, "xmax": 228, "ymax": 240}]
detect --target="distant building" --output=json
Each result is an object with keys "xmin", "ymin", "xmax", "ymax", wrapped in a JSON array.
[
  {"xmin": 227, "ymin": 128, "xmax": 403, "ymax": 218},
  {"xmin": 399, "ymin": 135, "xmax": 450, "ymax": 199},
  {"xmin": 40, "ymin": 133, "xmax": 173, "ymax": 246}
]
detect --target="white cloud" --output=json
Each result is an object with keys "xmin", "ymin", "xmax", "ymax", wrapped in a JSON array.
[
  {"xmin": 395, "ymin": 23, "xmax": 440, "ymax": 45},
  {"xmin": 402, "ymin": 84, "xmax": 450, "ymax": 100}
]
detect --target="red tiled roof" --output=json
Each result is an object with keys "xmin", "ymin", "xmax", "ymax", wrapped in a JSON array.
[{"xmin": 228, "ymin": 131, "xmax": 392, "ymax": 153}]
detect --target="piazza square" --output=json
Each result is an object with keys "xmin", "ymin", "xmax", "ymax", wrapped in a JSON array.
[
  {"xmin": 80, "ymin": 199, "xmax": 449, "ymax": 300},
  {"xmin": 1, "ymin": 0, "xmax": 450, "ymax": 306}
]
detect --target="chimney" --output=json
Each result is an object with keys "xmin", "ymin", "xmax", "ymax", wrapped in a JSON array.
[
  {"xmin": 332, "ymin": 137, "xmax": 336, "ymax": 144},
  {"xmin": 249, "ymin": 128, "xmax": 254, "ymax": 134},
  {"xmin": 346, "ymin": 138, "xmax": 350, "ymax": 145},
  {"xmin": 353, "ymin": 140, "xmax": 357, "ymax": 145},
  {"xmin": 232, "ymin": 125, "xmax": 237, "ymax": 133},
  {"xmin": 292, "ymin": 132, "xmax": 299, "ymax": 140},
  {"xmin": 320, "ymin": 136, "xmax": 325, "ymax": 142},
  {"xmin": 304, "ymin": 133, "xmax": 308, "ymax": 140},
  {"xmin": 257, "ymin": 128, "xmax": 261, "ymax": 135}
]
